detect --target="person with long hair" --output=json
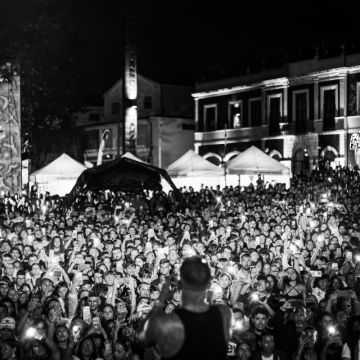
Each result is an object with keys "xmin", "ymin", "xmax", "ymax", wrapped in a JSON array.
[
  {"xmin": 53, "ymin": 324, "xmax": 74, "ymax": 360},
  {"xmin": 113, "ymin": 337, "xmax": 133, "ymax": 360},
  {"xmin": 279, "ymin": 267, "xmax": 306, "ymax": 302},
  {"xmin": 75, "ymin": 337, "xmax": 97, "ymax": 360}
]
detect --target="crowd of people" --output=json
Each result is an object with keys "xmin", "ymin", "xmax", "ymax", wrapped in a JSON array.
[{"xmin": 1, "ymin": 163, "xmax": 360, "ymax": 359}]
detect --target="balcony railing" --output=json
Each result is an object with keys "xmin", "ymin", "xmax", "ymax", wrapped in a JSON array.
[
  {"xmin": 347, "ymin": 116, "xmax": 360, "ymax": 130},
  {"xmin": 195, "ymin": 116, "xmax": 356, "ymax": 142},
  {"xmin": 195, "ymin": 125, "xmax": 269, "ymax": 142}
]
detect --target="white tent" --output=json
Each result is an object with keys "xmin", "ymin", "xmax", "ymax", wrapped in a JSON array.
[
  {"xmin": 121, "ymin": 152, "xmax": 147, "ymax": 163},
  {"xmin": 226, "ymin": 146, "xmax": 290, "ymax": 188},
  {"xmin": 161, "ymin": 149, "xmax": 232, "ymax": 191},
  {"xmin": 30, "ymin": 153, "xmax": 87, "ymax": 196},
  {"xmin": 167, "ymin": 149, "xmax": 223, "ymax": 177}
]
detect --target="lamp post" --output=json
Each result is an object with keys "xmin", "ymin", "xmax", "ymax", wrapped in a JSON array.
[{"xmin": 223, "ymin": 124, "xmax": 227, "ymax": 186}]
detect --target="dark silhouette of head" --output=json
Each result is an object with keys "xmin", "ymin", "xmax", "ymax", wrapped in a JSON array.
[{"xmin": 180, "ymin": 256, "xmax": 211, "ymax": 292}]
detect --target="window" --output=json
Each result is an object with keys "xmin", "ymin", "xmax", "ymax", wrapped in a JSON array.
[
  {"xmin": 228, "ymin": 101, "xmax": 242, "ymax": 129},
  {"xmin": 144, "ymin": 96, "xmax": 152, "ymax": 109},
  {"xmin": 249, "ymin": 98, "xmax": 262, "ymax": 127},
  {"xmin": 267, "ymin": 93, "xmax": 283, "ymax": 135},
  {"xmin": 111, "ymin": 102, "xmax": 121, "ymax": 114},
  {"xmin": 89, "ymin": 113, "xmax": 100, "ymax": 122},
  {"xmin": 86, "ymin": 129, "xmax": 100, "ymax": 149},
  {"xmin": 203, "ymin": 104, "xmax": 217, "ymax": 131},
  {"xmin": 293, "ymin": 90, "xmax": 309, "ymax": 133},
  {"xmin": 357, "ymin": 82, "xmax": 360, "ymax": 114},
  {"xmin": 320, "ymin": 85, "xmax": 338, "ymax": 131}
]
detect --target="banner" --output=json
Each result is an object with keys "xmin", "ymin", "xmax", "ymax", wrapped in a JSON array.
[
  {"xmin": 0, "ymin": 64, "xmax": 21, "ymax": 194},
  {"xmin": 123, "ymin": 18, "xmax": 137, "ymax": 154}
]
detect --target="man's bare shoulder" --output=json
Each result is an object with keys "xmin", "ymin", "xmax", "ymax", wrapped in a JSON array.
[
  {"xmin": 150, "ymin": 311, "xmax": 183, "ymax": 333},
  {"xmin": 149, "ymin": 312, "xmax": 185, "ymax": 358}
]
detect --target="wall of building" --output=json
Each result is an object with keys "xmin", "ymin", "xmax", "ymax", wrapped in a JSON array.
[
  {"xmin": 193, "ymin": 53, "xmax": 360, "ymax": 174},
  {"xmin": 77, "ymin": 74, "xmax": 195, "ymax": 167},
  {"xmin": 76, "ymin": 106, "xmax": 104, "ymax": 127},
  {"xmin": 151, "ymin": 116, "xmax": 195, "ymax": 168}
]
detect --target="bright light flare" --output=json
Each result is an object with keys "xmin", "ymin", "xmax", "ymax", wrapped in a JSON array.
[{"xmin": 25, "ymin": 327, "xmax": 36, "ymax": 338}]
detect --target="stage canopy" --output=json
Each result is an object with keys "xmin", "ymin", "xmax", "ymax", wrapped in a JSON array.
[
  {"xmin": 166, "ymin": 149, "xmax": 223, "ymax": 177},
  {"xmin": 30, "ymin": 153, "xmax": 87, "ymax": 196},
  {"xmin": 64, "ymin": 157, "xmax": 177, "ymax": 207}
]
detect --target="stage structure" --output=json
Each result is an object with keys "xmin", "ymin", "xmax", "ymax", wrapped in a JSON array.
[{"xmin": 0, "ymin": 63, "xmax": 21, "ymax": 194}]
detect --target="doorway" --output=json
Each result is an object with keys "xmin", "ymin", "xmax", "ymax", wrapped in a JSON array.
[{"xmin": 293, "ymin": 148, "xmax": 310, "ymax": 175}]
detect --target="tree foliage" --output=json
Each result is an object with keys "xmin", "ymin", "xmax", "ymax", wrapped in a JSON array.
[{"xmin": 0, "ymin": 0, "xmax": 89, "ymax": 170}]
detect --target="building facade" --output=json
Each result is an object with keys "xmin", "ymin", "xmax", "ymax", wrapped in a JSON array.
[
  {"xmin": 193, "ymin": 53, "xmax": 360, "ymax": 174},
  {"xmin": 77, "ymin": 74, "xmax": 194, "ymax": 168}
]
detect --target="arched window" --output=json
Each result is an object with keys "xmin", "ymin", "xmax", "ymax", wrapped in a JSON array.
[
  {"xmin": 224, "ymin": 151, "xmax": 240, "ymax": 162},
  {"xmin": 203, "ymin": 152, "xmax": 222, "ymax": 166},
  {"xmin": 269, "ymin": 149, "xmax": 283, "ymax": 161},
  {"xmin": 320, "ymin": 146, "xmax": 338, "ymax": 163}
]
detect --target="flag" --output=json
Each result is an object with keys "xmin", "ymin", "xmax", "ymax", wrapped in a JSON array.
[{"xmin": 97, "ymin": 129, "xmax": 110, "ymax": 166}]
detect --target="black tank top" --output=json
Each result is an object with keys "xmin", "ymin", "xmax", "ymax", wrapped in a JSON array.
[{"xmin": 164, "ymin": 306, "xmax": 227, "ymax": 360}]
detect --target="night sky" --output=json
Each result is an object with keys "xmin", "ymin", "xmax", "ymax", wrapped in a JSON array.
[{"xmin": 3, "ymin": 0, "xmax": 360, "ymax": 99}]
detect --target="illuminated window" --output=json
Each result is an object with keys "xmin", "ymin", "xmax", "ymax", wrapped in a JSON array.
[{"xmin": 228, "ymin": 101, "xmax": 242, "ymax": 129}]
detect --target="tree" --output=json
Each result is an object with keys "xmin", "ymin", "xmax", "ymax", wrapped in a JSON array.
[{"xmin": 0, "ymin": 0, "xmax": 89, "ymax": 171}]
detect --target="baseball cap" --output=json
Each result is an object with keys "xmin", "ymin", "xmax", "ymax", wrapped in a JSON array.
[{"xmin": 0, "ymin": 317, "xmax": 15, "ymax": 330}]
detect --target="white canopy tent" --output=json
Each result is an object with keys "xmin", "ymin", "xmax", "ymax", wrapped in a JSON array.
[
  {"xmin": 162, "ymin": 149, "xmax": 234, "ymax": 191},
  {"xmin": 167, "ymin": 149, "xmax": 223, "ymax": 177},
  {"xmin": 30, "ymin": 153, "xmax": 87, "ymax": 196},
  {"xmin": 226, "ymin": 146, "xmax": 291, "ymax": 188}
]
